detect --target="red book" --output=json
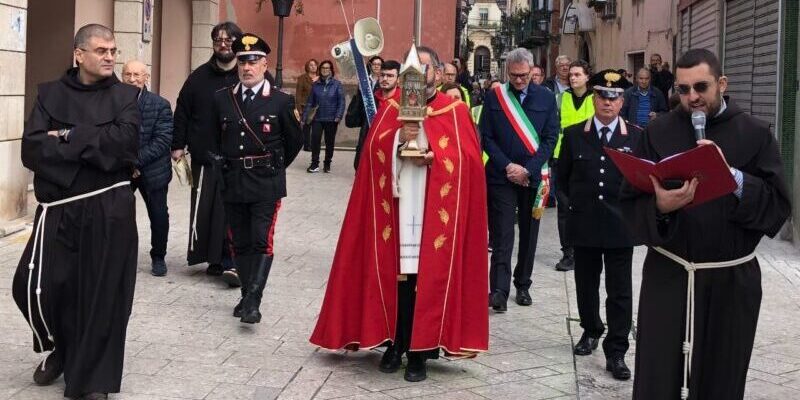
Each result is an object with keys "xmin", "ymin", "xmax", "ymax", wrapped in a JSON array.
[{"xmin": 605, "ymin": 144, "xmax": 737, "ymax": 207}]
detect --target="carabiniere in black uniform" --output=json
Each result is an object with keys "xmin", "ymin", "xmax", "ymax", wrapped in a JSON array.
[
  {"xmin": 556, "ymin": 69, "xmax": 643, "ymax": 381},
  {"xmin": 213, "ymin": 33, "xmax": 303, "ymax": 323}
]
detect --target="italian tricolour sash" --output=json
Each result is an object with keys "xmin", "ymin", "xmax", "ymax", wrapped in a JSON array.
[{"xmin": 494, "ymin": 83, "xmax": 550, "ymax": 219}]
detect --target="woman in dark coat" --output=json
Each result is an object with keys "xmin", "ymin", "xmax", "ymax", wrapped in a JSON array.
[
  {"xmin": 302, "ymin": 60, "xmax": 346, "ymax": 173},
  {"xmin": 295, "ymin": 59, "xmax": 318, "ymax": 151}
]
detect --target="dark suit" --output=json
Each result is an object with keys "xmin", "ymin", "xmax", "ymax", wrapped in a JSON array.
[
  {"xmin": 213, "ymin": 80, "xmax": 302, "ymax": 278},
  {"xmin": 480, "ymin": 84, "xmax": 559, "ymax": 300},
  {"xmin": 557, "ymin": 117, "xmax": 642, "ymax": 357}
]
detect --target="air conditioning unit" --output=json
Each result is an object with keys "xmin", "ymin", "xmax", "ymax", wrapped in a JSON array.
[{"xmin": 587, "ymin": 0, "xmax": 608, "ymax": 12}]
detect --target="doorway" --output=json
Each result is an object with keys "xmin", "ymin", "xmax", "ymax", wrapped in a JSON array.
[{"xmin": 474, "ymin": 46, "xmax": 491, "ymax": 80}]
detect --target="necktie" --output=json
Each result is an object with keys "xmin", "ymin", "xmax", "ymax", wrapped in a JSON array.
[
  {"xmin": 600, "ymin": 126, "xmax": 611, "ymax": 146},
  {"xmin": 243, "ymin": 88, "xmax": 254, "ymax": 107}
]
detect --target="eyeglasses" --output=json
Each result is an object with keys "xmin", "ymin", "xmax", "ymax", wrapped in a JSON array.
[
  {"xmin": 213, "ymin": 38, "xmax": 234, "ymax": 45},
  {"xmin": 508, "ymin": 71, "xmax": 531, "ymax": 81},
  {"xmin": 676, "ymin": 81, "xmax": 711, "ymax": 95},
  {"xmin": 79, "ymin": 47, "xmax": 118, "ymax": 57}
]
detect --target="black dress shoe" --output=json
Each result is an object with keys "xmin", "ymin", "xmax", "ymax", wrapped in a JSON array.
[
  {"xmin": 404, "ymin": 352, "xmax": 427, "ymax": 382},
  {"xmin": 221, "ymin": 268, "xmax": 242, "ymax": 287},
  {"xmin": 515, "ymin": 289, "xmax": 533, "ymax": 306},
  {"xmin": 33, "ymin": 350, "xmax": 63, "ymax": 385},
  {"xmin": 573, "ymin": 333, "xmax": 599, "ymax": 356},
  {"xmin": 490, "ymin": 292, "xmax": 507, "ymax": 313},
  {"xmin": 379, "ymin": 345, "xmax": 403, "ymax": 373},
  {"xmin": 206, "ymin": 263, "xmax": 224, "ymax": 276},
  {"xmin": 555, "ymin": 253, "xmax": 575, "ymax": 271},
  {"xmin": 606, "ymin": 355, "xmax": 631, "ymax": 380}
]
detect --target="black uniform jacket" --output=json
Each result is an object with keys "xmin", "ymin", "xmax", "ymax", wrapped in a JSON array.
[
  {"xmin": 557, "ymin": 117, "xmax": 642, "ymax": 248},
  {"xmin": 213, "ymin": 80, "xmax": 302, "ymax": 203}
]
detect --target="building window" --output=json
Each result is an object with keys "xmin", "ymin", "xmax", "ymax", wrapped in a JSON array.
[
  {"xmin": 628, "ymin": 52, "xmax": 645, "ymax": 80},
  {"xmin": 603, "ymin": 0, "xmax": 618, "ymax": 19},
  {"xmin": 479, "ymin": 8, "xmax": 489, "ymax": 26}
]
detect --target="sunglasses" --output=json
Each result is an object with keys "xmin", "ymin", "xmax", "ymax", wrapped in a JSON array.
[{"xmin": 676, "ymin": 81, "xmax": 711, "ymax": 95}]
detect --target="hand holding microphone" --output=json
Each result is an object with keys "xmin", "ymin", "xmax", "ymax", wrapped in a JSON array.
[
  {"xmin": 691, "ymin": 111, "xmax": 706, "ymax": 141},
  {"xmin": 691, "ymin": 110, "xmax": 731, "ymax": 169}
]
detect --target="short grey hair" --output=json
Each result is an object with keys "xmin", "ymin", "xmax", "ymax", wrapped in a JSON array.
[
  {"xmin": 505, "ymin": 48, "xmax": 534, "ymax": 68},
  {"xmin": 74, "ymin": 23, "xmax": 114, "ymax": 49},
  {"xmin": 555, "ymin": 55, "xmax": 571, "ymax": 65}
]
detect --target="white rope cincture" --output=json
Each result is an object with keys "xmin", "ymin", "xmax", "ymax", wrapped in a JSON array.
[
  {"xmin": 25, "ymin": 181, "xmax": 130, "ymax": 371},
  {"xmin": 190, "ymin": 165, "xmax": 204, "ymax": 252},
  {"xmin": 652, "ymin": 246, "xmax": 756, "ymax": 400}
]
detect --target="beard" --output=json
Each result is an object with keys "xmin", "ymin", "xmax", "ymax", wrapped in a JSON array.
[
  {"xmin": 682, "ymin": 89, "xmax": 723, "ymax": 117},
  {"xmin": 214, "ymin": 49, "xmax": 235, "ymax": 63}
]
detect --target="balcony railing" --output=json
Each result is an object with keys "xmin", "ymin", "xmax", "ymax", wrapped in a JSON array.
[{"xmin": 514, "ymin": 9, "xmax": 551, "ymax": 47}]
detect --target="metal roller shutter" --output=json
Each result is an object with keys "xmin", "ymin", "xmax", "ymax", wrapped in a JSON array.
[
  {"xmin": 751, "ymin": 0, "xmax": 780, "ymax": 131},
  {"xmin": 681, "ymin": 9, "xmax": 691, "ymax": 56},
  {"xmin": 722, "ymin": 0, "xmax": 779, "ymax": 132},
  {"xmin": 679, "ymin": 0, "xmax": 721, "ymax": 57},
  {"xmin": 690, "ymin": 0, "xmax": 721, "ymax": 53},
  {"xmin": 723, "ymin": 0, "xmax": 755, "ymax": 114}
]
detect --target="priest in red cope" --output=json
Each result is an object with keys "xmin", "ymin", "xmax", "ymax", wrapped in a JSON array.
[{"xmin": 310, "ymin": 45, "xmax": 488, "ymax": 382}]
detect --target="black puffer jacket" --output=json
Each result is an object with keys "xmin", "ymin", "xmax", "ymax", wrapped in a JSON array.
[{"xmin": 137, "ymin": 87, "xmax": 173, "ymax": 190}]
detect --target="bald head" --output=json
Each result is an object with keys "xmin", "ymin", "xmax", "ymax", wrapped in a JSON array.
[
  {"xmin": 636, "ymin": 67, "xmax": 651, "ymax": 90},
  {"xmin": 122, "ymin": 60, "xmax": 149, "ymax": 89}
]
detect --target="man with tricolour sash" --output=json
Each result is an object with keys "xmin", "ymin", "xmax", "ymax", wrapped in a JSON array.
[{"xmin": 480, "ymin": 47, "xmax": 559, "ymax": 312}]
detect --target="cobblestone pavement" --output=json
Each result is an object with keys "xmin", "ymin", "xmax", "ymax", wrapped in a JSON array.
[{"xmin": 2, "ymin": 150, "xmax": 800, "ymax": 400}]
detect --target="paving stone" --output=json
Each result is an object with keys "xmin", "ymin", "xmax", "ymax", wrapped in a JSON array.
[
  {"xmin": 205, "ymin": 383, "xmax": 281, "ymax": 400},
  {"xmin": 475, "ymin": 351, "xmax": 557, "ymax": 372},
  {"xmin": 470, "ymin": 380, "xmax": 566, "ymax": 400},
  {"xmin": 119, "ymin": 373, "xmax": 217, "ymax": 399}
]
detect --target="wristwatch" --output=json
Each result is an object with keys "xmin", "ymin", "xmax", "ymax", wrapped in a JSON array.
[{"xmin": 57, "ymin": 128, "xmax": 71, "ymax": 143}]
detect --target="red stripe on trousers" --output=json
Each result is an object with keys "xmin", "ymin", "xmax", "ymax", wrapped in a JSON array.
[{"xmin": 266, "ymin": 200, "xmax": 282, "ymax": 257}]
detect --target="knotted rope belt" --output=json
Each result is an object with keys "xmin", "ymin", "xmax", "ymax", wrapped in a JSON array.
[
  {"xmin": 651, "ymin": 246, "xmax": 756, "ymax": 400},
  {"xmin": 26, "ymin": 181, "xmax": 130, "ymax": 371},
  {"xmin": 190, "ymin": 166, "xmax": 204, "ymax": 252}
]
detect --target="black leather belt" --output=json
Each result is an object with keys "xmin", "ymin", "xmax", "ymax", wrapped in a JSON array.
[{"xmin": 227, "ymin": 155, "xmax": 272, "ymax": 169}]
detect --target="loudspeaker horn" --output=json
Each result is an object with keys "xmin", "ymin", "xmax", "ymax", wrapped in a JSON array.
[
  {"xmin": 331, "ymin": 40, "xmax": 357, "ymax": 79},
  {"xmin": 353, "ymin": 17, "xmax": 384, "ymax": 57}
]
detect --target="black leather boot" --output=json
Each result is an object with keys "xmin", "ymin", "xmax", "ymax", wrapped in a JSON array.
[
  {"xmin": 240, "ymin": 255, "xmax": 272, "ymax": 324},
  {"xmin": 404, "ymin": 351, "xmax": 427, "ymax": 382},
  {"xmin": 379, "ymin": 344, "xmax": 403, "ymax": 373},
  {"xmin": 233, "ymin": 256, "xmax": 251, "ymax": 318}
]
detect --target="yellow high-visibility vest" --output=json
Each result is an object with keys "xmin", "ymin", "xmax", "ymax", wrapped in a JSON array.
[{"xmin": 554, "ymin": 91, "xmax": 594, "ymax": 158}]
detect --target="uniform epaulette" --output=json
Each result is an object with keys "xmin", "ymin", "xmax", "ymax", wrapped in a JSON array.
[{"xmin": 623, "ymin": 119, "xmax": 643, "ymax": 131}]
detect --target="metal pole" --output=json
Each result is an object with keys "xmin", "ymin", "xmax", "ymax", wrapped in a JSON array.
[
  {"xmin": 276, "ymin": 16, "xmax": 285, "ymax": 88},
  {"xmin": 414, "ymin": 0, "xmax": 422, "ymax": 46}
]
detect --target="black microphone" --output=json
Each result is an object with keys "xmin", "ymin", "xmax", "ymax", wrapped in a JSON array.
[{"xmin": 691, "ymin": 111, "xmax": 706, "ymax": 142}]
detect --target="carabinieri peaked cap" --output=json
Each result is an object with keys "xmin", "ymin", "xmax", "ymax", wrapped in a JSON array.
[
  {"xmin": 233, "ymin": 33, "xmax": 271, "ymax": 61},
  {"xmin": 589, "ymin": 69, "xmax": 627, "ymax": 99}
]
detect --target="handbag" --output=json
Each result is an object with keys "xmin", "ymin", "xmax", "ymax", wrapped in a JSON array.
[{"xmin": 303, "ymin": 105, "xmax": 319, "ymax": 126}]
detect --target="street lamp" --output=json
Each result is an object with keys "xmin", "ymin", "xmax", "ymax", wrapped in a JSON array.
[{"xmin": 272, "ymin": 0, "xmax": 295, "ymax": 89}]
